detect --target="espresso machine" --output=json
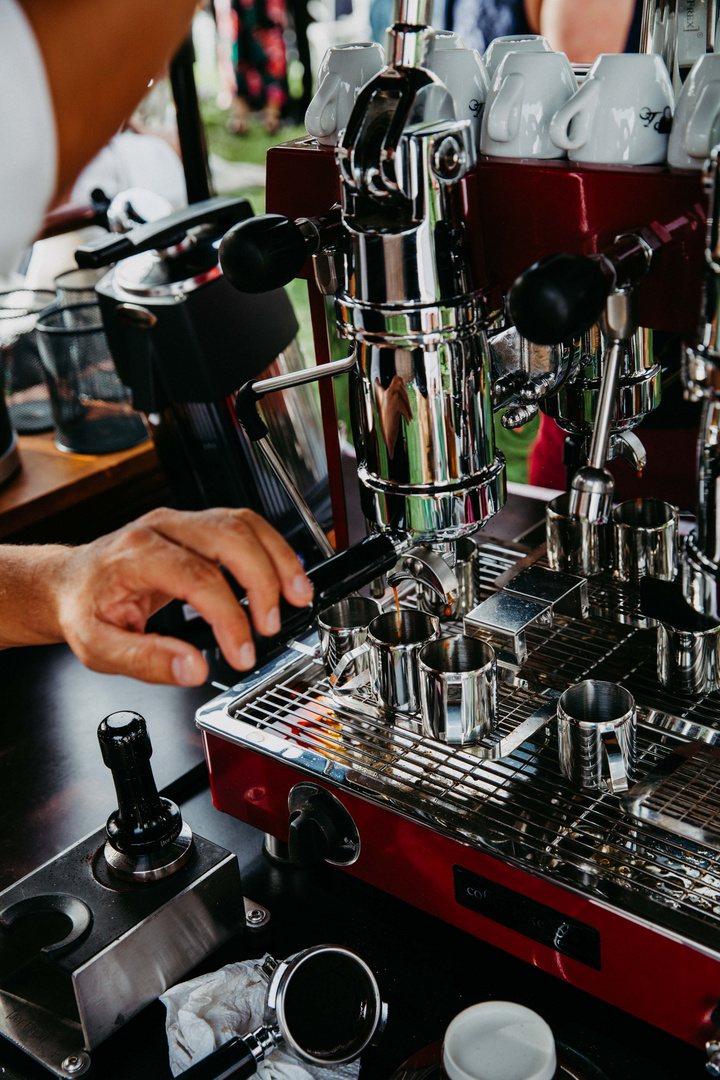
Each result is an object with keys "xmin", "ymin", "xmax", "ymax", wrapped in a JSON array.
[{"xmin": 195, "ymin": 0, "xmax": 720, "ymax": 1069}]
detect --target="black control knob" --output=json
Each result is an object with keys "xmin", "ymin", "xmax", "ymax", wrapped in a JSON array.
[
  {"xmin": 508, "ymin": 252, "xmax": 613, "ymax": 345},
  {"xmin": 98, "ymin": 711, "xmax": 193, "ymax": 881},
  {"xmin": 287, "ymin": 784, "xmax": 359, "ymax": 868},
  {"xmin": 220, "ymin": 214, "xmax": 309, "ymax": 293}
]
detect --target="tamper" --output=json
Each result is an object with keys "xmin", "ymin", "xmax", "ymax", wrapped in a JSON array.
[{"xmin": 98, "ymin": 711, "xmax": 194, "ymax": 882}]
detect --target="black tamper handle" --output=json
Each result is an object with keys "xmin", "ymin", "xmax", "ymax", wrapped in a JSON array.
[
  {"xmin": 220, "ymin": 214, "xmax": 310, "ymax": 293},
  {"xmin": 98, "ymin": 712, "xmax": 183, "ymax": 856},
  {"xmin": 508, "ymin": 252, "xmax": 613, "ymax": 345},
  {"xmin": 179, "ymin": 1036, "xmax": 258, "ymax": 1080}
]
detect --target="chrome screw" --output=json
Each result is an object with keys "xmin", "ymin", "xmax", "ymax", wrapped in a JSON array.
[
  {"xmin": 62, "ymin": 1053, "xmax": 90, "ymax": 1075},
  {"xmin": 246, "ymin": 907, "xmax": 266, "ymax": 926}
]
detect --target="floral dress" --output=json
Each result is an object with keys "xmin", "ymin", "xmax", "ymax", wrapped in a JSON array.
[{"xmin": 231, "ymin": 0, "xmax": 288, "ymax": 112}]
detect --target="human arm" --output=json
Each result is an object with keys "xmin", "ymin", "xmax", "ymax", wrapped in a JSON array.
[
  {"xmin": 18, "ymin": 0, "xmax": 198, "ymax": 203},
  {"xmin": 0, "ymin": 507, "xmax": 314, "ymax": 686},
  {"xmin": 524, "ymin": 0, "xmax": 636, "ymax": 62}
]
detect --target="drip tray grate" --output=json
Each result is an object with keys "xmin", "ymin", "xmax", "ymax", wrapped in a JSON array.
[{"xmin": 197, "ymin": 541, "xmax": 720, "ymax": 955}]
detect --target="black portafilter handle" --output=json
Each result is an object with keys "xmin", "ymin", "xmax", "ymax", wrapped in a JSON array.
[
  {"xmin": 219, "ymin": 214, "xmax": 311, "ymax": 294},
  {"xmin": 508, "ymin": 252, "xmax": 613, "ymax": 346},
  {"xmin": 193, "ymin": 532, "xmax": 400, "ymax": 677},
  {"xmin": 98, "ymin": 711, "xmax": 183, "ymax": 856},
  {"xmin": 179, "ymin": 1035, "xmax": 258, "ymax": 1080}
]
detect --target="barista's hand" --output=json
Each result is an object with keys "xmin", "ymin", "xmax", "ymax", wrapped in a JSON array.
[{"xmin": 52, "ymin": 507, "xmax": 314, "ymax": 686}]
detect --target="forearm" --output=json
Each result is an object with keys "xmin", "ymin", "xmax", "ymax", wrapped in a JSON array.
[
  {"xmin": 18, "ymin": 0, "xmax": 197, "ymax": 199},
  {"xmin": 0, "ymin": 544, "xmax": 69, "ymax": 648},
  {"xmin": 524, "ymin": 0, "xmax": 635, "ymax": 62}
]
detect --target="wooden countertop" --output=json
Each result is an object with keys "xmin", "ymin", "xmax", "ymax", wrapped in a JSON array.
[{"xmin": 0, "ymin": 431, "xmax": 171, "ymax": 543}]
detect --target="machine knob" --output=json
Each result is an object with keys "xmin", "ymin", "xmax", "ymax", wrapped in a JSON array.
[
  {"xmin": 98, "ymin": 711, "xmax": 193, "ymax": 881},
  {"xmin": 508, "ymin": 253, "xmax": 612, "ymax": 345},
  {"xmin": 220, "ymin": 214, "xmax": 309, "ymax": 293},
  {"xmin": 287, "ymin": 784, "xmax": 360, "ymax": 868}
]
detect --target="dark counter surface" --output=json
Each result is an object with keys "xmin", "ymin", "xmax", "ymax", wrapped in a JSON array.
[{"xmin": 0, "ymin": 491, "xmax": 706, "ymax": 1080}]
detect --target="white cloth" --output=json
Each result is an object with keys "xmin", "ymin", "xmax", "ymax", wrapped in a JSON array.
[
  {"xmin": 70, "ymin": 130, "xmax": 187, "ymax": 210},
  {"xmin": 0, "ymin": 0, "xmax": 57, "ymax": 275},
  {"xmin": 161, "ymin": 958, "xmax": 362, "ymax": 1080}
]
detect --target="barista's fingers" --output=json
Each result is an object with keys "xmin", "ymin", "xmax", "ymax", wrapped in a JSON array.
[
  {"xmin": 143, "ymin": 507, "xmax": 313, "ymax": 631},
  {"xmin": 69, "ymin": 621, "xmax": 210, "ymax": 686}
]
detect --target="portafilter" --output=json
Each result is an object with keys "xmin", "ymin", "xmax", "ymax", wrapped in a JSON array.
[{"xmin": 180, "ymin": 945, "xmax": 387, "ymax": 1080}]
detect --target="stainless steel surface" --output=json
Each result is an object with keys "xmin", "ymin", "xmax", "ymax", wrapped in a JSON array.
[
  {"xmin": 244, "ymin": 897, "xmax": 271, "ymax": 927},
  {"xmin": 102, "ymin": 820, "xmax": 194, "ymax": 882},
  {"xmin": 368, "ymin": 610, "xmax": 441, "ymax": 712},
  {"xmin": 389, "ymin": 544, "xmax": 460, "ymax": 607},
  {"xmin": 464, "ymin": 590, "xmax": 553, "ymax": 666},
  {"xmin": 0, "ymin": 992, "xmax": 90, "ymax": 1078},
  {"xmin": 546, "ymin": 494, "xmax": 611, "ymax": 577},
  {"xmin": 684, "ymin": 529, "xmax": 720, "ymax": 619},
  {"xmin": 557, "ymin": 680, "xmax": 637, "ymax": 794},
  {"xmin": 695, "ymin": 398, "xmax": 720, "ymax": 568},
  {"xmin": 657, "ymin": 617, "xmax": 720, "ymax": 695},
  {"xmin": 197, "ymin": 540, "xmax": 720, "ymax": 960},
  {"xmin": 640, "ymin": 0, "xmax": 717, "ymax": 93},
  {"xmin": 612, "ymin": 498, "xmax": 679, "ymax": 583},
  {"xmin": 418, "ymin": 635, "xmax": 497, "ymax": 745},
  {"xmin": 254, "ymin": 436, "xmax": 335, "ymax": 558},
  {"xmin": 543, "ymin": 325, "xmax": 660, "ymax": 438},
  {"xmin": 624, "ymin": 743, "xmax": 720, "ymax": 850},
  {"xmin": 504, "ymin": 564, "xmax": 588, "ymax": 620},
  {"xmin": 418, "ymin": 537, "xmax": 480, "ymax": 619},
  {"xmin": 248, "ymin": 352, "xmax": 357, "ymax": 397},
  {"xmin": 318, "ymin": 596, "xmax": 383, "ymax": 677}
]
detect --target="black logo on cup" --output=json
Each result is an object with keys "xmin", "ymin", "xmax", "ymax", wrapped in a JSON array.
[{"xmin": 639, "ymin": 105, "xmax": 672, "ymax": 134}]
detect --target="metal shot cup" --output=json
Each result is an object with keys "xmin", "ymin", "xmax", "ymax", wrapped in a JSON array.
[
  {"xmin": 557, "ymin": 680, "xmax": 637, "ymax": 794},
  {"xmin": 658, "ymin": 621, "xmax": 720, "ymax": 696},
  {"xmin": 330, "ymin": 609, "xmax": 440, "ymax": 713},
  {"xmin": 612, "ymin": 498, "xmax": 678, "ymax": 584},
  {"xmin": 317, "ymin": 596, "xmax": 382, "ymax": 679},
  {"xmin": 417, "ymin": 537, "xmax": 479, "ymax": 620},
  {"xmin": 546, "ymin": 493, "xmax": 610, "ymax": 576},
  {"xmin": 418, "ymin": 635, "xmax": 497, "ymax": 746}
]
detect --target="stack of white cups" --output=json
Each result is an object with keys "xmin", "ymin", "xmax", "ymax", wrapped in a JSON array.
[{"xmin": 304, "ymin": 29, "xmax": 720, "ymax": 171}]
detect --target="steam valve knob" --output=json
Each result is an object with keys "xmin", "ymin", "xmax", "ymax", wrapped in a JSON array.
[
  {"xmin": 98, "ymin": 711, "xmax": 193, "ymax": 882},
  {"xmin": 508, "ymin": 252, "xmax": 613, "ymax": 345},
  {"xmin": 220, "ymin": 214, "xmax": 310, "ymax": 294},
  {"xmin": 287, "ymin": 784, "xmax": 360, "ymax": 868}
]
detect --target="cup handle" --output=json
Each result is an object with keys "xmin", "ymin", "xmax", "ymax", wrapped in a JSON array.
[
  {"xmin": 486, "ymin": 72, "xmax": 525, "ymax": 143},
  {"xmin": 305, "ymin": 71, "xmax": 341, "ymax": 138},
  {"xmin": 600, "ymin": 729, "xmax": 629, "ymax": 794},
  {"xmin": 685, "ymin": 80, "xmax": 720, "ymax": 159},
  {"xmin": 549, "ymin": 78, "xmax": 599, "ymax": 152},
  {"xmin": 328, "ymin": 642, "xmax": 371, "ymax": 694}
]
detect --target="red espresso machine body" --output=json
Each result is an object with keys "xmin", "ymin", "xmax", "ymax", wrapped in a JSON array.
[{"xmin": 200, "ymin": 16, "xmax": 720, "ymax": 1057}]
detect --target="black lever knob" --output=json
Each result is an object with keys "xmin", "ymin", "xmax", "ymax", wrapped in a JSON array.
[
  {"xmin": 508, "ymin": 252, "xmax": 613, "ymax": 345},
  {"xmin": 220, "ymin": 214, "xmax": 309, "ymax": 293},
  {"xmin": 98, "ymin": 711, "xmax": 193, "ymax": 881}
]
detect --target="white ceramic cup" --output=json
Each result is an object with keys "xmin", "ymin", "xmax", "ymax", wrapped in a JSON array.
[
  {"xmin": 668, "ymin": 53, "xmax": 720, "ymax": 168},
  {"xmin": 305, "ymin": 42, "xmax": 385, "ymax": 146},
  {"xmin": 443, "ymin": 1002, "xmax": 557, "ymax": 1080},
  {"xmin": 483, "ymin": 33, "xmax": 553, "ymax": 83},
  {"xmin": 550, "ymin": 53, "xmax": 674, "ymax": 165},
  {"xmin": 480, "ymin": 50, "xmax": 577, "ymax": 159},
  {"xmin": 430, "ymin": 46, "xmax": 489, "ymax": 143}
]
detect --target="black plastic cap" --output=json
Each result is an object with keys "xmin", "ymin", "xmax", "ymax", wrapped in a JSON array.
[
  {"xmin": 508, "ymin": 253, "xmax": 612, "ymax": 345},
  {"xmin": 98, "ymin": 711, "xmax": 152, "ymax": 773},
  {"xmin": 219, "ymin": 214, "xmax": 309, "ymax": 294}
]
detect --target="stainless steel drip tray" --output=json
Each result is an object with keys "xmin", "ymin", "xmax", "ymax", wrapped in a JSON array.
[{"xmin": 196, "ymin": 543, "xmax": 720, "ymax": 960}]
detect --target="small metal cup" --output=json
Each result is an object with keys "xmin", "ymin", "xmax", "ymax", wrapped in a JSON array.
[
  {"xmin": 418, "ymin": 635, "xmax": 497, "ymax": 745},
  {"xmin": 331, "ymin": 609, "xmax": 440, "ymax": 713},
  {"xmin": 613, "ymin": 498, "xmax": 678, "ymax": 583},
  {"xmin": 417, "ymin": 537, "xmax": 479, "ymax": 620},
  {"xmin": 557, "ymin": 680, "xmax": 637, "ymax": 794},
  {"xmin": 317, "ymin": 596, "xmax": 382, "ymax": 679},
  {"xmin": 546, "ymin": 493, "xmax": 610, "ymax": 576},
  {"xmin": 657, "ymin": 621, "xmax": 720, "ymax": 696},
  {"xmin": 368, "ymin": 610, "xmax": 441, "ymax": 713}
]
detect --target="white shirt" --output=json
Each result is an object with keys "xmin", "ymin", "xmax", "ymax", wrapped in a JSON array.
[{"xmin": 0, "ymin": 0, "xmax": 57, "ymax": 275}]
